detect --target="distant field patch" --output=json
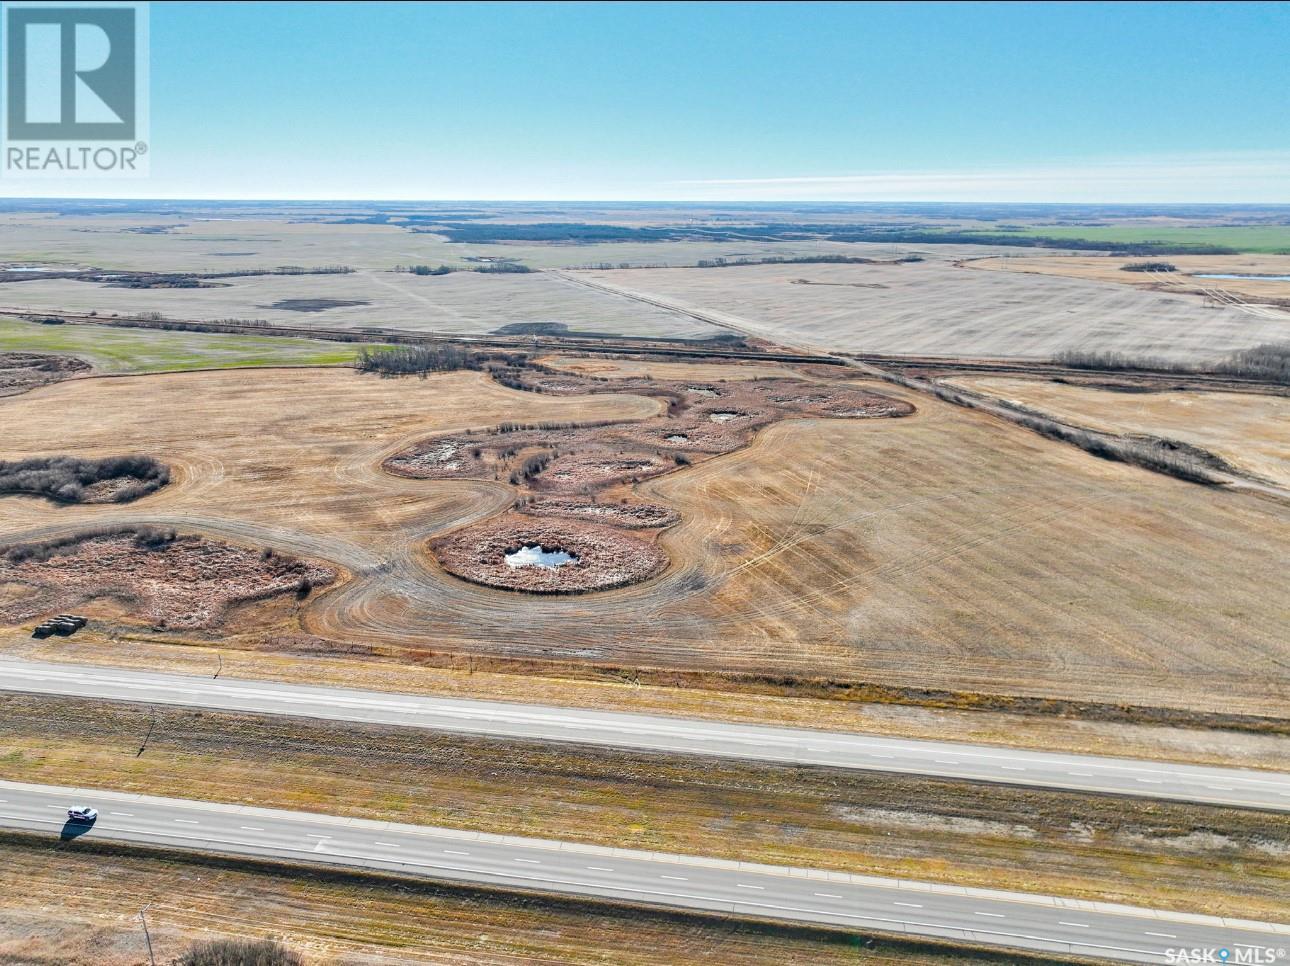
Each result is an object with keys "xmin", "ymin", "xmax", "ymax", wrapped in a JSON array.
[
  {"xmin": 0, "ymin": 317, "xmax": 373, "ymax": 373},
  {"xmin": 267, "ymin": 298, "xmax": 370, "ymax": 312},
  {"xmin": 1004, "ymin": 225, "xmax": 1290, "ymax": 254}
]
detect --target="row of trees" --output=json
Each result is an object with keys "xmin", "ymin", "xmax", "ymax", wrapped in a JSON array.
[{"xmin": 1054, "ymin": 343, "xmax": 1290, "ymax": 385}]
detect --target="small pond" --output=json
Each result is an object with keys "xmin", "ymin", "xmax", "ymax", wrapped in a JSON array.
[{"xmin": 505, "ymin": 544, "xmax": 579, "ymax": 569}]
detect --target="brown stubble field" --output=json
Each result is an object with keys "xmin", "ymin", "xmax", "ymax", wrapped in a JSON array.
[{"xmin": 1, "ymin": 361, "xmax": 1287, "ymax": 720}]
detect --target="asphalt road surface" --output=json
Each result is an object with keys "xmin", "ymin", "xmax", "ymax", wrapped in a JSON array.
[
  {"xmin": 1, "ymin": 780, "xmax": 1284, "ymax": 964},
  {"xmin": 6, "ymin": 657, "xmax": 1289, "ymax": 811},
  {"xmin": 4, "ymin": 658, "xmax": 1288, "ymax": 811}
]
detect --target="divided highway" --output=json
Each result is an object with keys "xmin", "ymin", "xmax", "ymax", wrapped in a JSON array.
[
  {"xmin": 4, "ymin": 657, "xmax": 1290, "ymax": 811},
  {"xmin": 1, "ymin": 780, "xmax": 1285, "ymax": 965}
]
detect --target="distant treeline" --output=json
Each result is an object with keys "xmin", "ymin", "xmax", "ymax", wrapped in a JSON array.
[
  {"xmin": 416, "ymin": 221, "xmax": 1243, "ymax": 255},
  {"xmin": 0, "ymin": 455, "xmax": 169, "ymax": 504},
  {"xmin": 395, "ymin": 262, "xmax": 533, "ymax": 275},
  {"xmin": 1055, "ymin": 343, "xmax": 1290, "ymax": 385},
  {"xmin": 87, "ymin": 265, "xmax": 354, "ymax": 290},
  {"xmin": 693, "ymin": 254, "xmax": 925, "ymax": 268},
  {"xmin": 1120, "ymin": 261, "xmax": 1177, "ymax": 272}
]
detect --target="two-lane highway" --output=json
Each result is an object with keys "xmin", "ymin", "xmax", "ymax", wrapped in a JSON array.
[
  {"xmin": 1, "ymin": 780, "xmax": 1285, "ymax": 964},
  {"xmin": 3, "ymin": 657, "xmax": 1288, "ymax": 810}
]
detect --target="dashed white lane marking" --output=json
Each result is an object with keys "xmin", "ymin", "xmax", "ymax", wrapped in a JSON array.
[
  {"xmin": 514, "ymin": 858, "xmax": 541, "ymax": 864},
  {"xmin": 1146, "ymin": 932, "xmax": 1178, "ymax": 939},
  {"xmin": 1060, "ymin": 921, "xmax": 1090, "ymax": 928},
  {"xmin": 443, "ymin": 850, "xmax": 470, "ymax": 856},
  {"xmin": 306, "ymin": 834, "xmax": 331, "ymax": 839},
  {"xmin": 240, "ymin": 826, "xmax": 264, "ymax": 831},
  {"xmin": 660, "ymin": 875, "xmax": 688, "ymax": 881},
  {"xmin": 587, "ymin": 866, "xmax": 614, "ymax": 872},
  {"xmin": 737, "ymin": 884, "xmax": 764, "ymax": 890},
  {"xmin": 1000, "ymin": 766, "xmax": 1026, "ymax": 771},
  {"xmin": 110, "ymin": 812, "xmax": 133, "ymax": 816},
  {"xmin": 374, "ymin": 842, "xmax": 400, "ymax": 848},
  {"xmin": 174, "ymin": 819, "xmax": 198, "ymax": 824},
  {"xmin": 1136, "ymin": 779, "xmax": 1162, "ymax": 784},
  {"xmin": 814, "ymin": 893, "xmax": 843, "ymax": 899},
  {"xmin": 894, "ymin": 901, "xmax": 923, "ymax": 908},
  {"xmin": 974, "ymin": 912, "xmax": 1005, "ymax": 918},
  {"xmin": 1068, "ymin": 772, "xmax": 1094, "ymax": 777},
  {"xmin": 1207, "ymin": 786, "xmax": 1234, "ymax": 791}
]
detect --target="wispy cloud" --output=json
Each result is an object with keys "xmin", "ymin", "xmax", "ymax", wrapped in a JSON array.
[{"xmin": 670, "ymin": 153, "xmax": 1290, "ymax": 203}]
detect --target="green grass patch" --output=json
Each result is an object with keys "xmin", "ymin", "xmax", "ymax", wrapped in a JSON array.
[
  {"xmin": 1001, "ymin": 224, "xmax": 1290, "ymax": 254},
  {"xmin": 0, "ymin": 316, "xmax": 377, "ymax": 373}
]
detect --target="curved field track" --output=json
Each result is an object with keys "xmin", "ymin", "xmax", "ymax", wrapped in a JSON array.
[{"xmin": 0, "ymin": 368, "xmax": 658, "ymax": 622}]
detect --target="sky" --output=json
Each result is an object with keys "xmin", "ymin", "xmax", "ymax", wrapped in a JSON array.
[{"xmin": 7, "ymin": 0, "xmax": 1290, "ymax": 201}]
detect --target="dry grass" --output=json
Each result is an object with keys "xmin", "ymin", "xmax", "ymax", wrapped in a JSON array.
[
  {"xmin": 538, "ymin": 354, "xmax": 807, "ymax": 381},
  {"xmin": 570, "ymin": 261, "xmax": 1290, "ymax": 360},
  {"xmin": 948, "ymin": 378, "xmax": 1290, "ymax": 487},
  {"xmin": 11, "ymin": 631, "xmax": 1290, "ymax": 772},
  {"xmin": 3, "ymin": 695, "xmax": 1287, "ymax": 922},
  {"xmin": 0, "ymin": 834, "xmax": 1042, "ymax": 966}
]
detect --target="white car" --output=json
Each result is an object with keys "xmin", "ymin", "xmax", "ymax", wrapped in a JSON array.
[{"xmin": 66, "ymin": 806, "xmax": 98, "ymax": 823}]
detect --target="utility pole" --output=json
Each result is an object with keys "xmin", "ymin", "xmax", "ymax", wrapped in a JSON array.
[{"xmin": 139, "ymin": 903, "xmax": 156, "ymax": 966}]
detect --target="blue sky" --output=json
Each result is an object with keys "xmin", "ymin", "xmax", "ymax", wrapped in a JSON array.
[{"xmin": 14, "ymin": 0, "xmax": 1290, "ymax": 200}]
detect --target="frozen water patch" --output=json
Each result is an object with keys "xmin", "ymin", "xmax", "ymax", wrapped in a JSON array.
[{"xmin": 505, "ymin": 544, "xmax": 578, "ymax": 569}]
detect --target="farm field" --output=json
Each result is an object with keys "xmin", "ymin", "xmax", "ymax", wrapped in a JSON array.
[
  {"xmin": 0, "ymin": 270, "xmax": 721, "ymax": 339},
  {"xmin": 968, "ymin": 252, "xmax": 1290, "ymax": 303},
  {"xmin": 0, "ymin": 368, "xmax": 657, "ymax": 572},
  {"xmin": 949, "ymin": 377, "xmax": 1290, "ymax": 487},
  {"xmin": 1, "ymin": 363, "xmax": 1287, "ymax": 719},
  {"xmin": 0, "ymin": 316, "xmax": 370, "ymax": 372},
  {"xmin": 572, "ymin": 261, "xmax": 1290, "ymax": 360},
  {"xmin": 1003, "ymin": 223, "xmax": 1290, "ymax": 254},
  {"xmin": 0, "ymin": 210, "xmax": 1009, "ymax": 274}
]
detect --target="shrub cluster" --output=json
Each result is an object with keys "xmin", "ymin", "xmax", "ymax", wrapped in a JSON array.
[
  {"xmin": 174, "ymin": 938, "xmax": 303, "ymax": 966},
  {"xmin": 0, "ymin": 454, "xmax": 169, "ymax": 504},
  {"xmin": 1120, "ymin": 261, "xmax": 1177, "ymax": 272},
  {"xmin": 356, "ymin": 344, "xmax": 483, "ymax": 375},
  {"xmin": 1, "ymin": 525, "xmax": 177, "ymax": 564}
]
